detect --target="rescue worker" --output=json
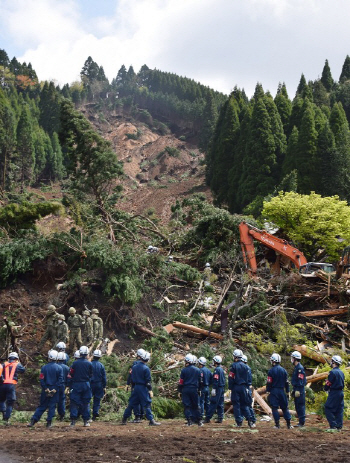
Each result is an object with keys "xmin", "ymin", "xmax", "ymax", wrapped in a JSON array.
[
  {"xmin": 205, "ymin": 355, "xmax": 225, "ymax": 423},
  {"xmin": 126, "ymin": 349, "xmax": 146, "ymax": 423},
  {"xmin": 290, "ymin": 351, "xmax": 307, "ymax": 427},
  {"xmin": 82, "ymin": 310, "xmax": 94, "ymax": 348},
  {"xmin": 228, "ymin": 349, "xmax": 253, "ymax": 427},
  {"xmin": 91, "ymin": 349, "xmax": 107, "ymax": 421},
  {"xmin": 241, "ymin": 354, "xmax": 256, "ymax": 427},
  {"xmin": 55, "ymin": 314, "xmax": 69, "ymax": 345},
  {"xmin": 37, "ymin": 305, "xmax": 58, "ymax": 351},
  {"xmin": 0, "ymin": 352, "xmax": 25, "ymax": 425},
  {"xmin": 28, "ymin": 350, "xmax": 63, "ymax": 428},
  {"xmin": 198, "ymin": 356, "xmax": 212, "ymax": 419},
  {"xmin": 122, "ymin": 350, "xmax": 160, "ymax": 426},
  {"xmin": 57, "ymin": 351, "xmax": 70, "ymax": 421},
  {"xmin": 203, "ymin": 262, "xmax": 212, "ymax": 286},
  {"xmin": 56, "ymin": 342, "xmax": 69, "ymax": 365},
  {"xmin": 68, "ymin": 345, "xmax": 93, "ymax": 427},
  {"xmin": 324, "ymin": 355, "xmax": 345, "ymax": 430},
  {"xmin": 178, "ymin": 354, "xmax": 202, "ymax": 426},
  {"xmin": 91, "ymin": 309, "xmax": 103, "ymax": 347},
  {"xmin": 67, "ymin": 307, "xmax": 83, "ymax": 353},
  {"xmin": 266, "ymin": 353, "xmax": 292, "ymax": 429}
]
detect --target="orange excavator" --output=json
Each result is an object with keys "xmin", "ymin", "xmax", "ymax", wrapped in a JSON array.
[{"xmin": 239, "ymin": 221, "xmax": 307, "ymax": 275}]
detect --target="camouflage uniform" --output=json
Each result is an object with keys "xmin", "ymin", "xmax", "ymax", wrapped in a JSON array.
[
  {"xmin": 81, "ymin": 310, "xmax": 94, "ymax": 347},
  {"xmin": 56, "ymin": 314, "xmax": 69, "ymax": 345},
  {"xmin": 38, "ymin": 305, "xmax": 58, "ymax": 350},
  {"xmin": 67, "ymin": 307, "xmax": 83, "ymax": 353},
  {"xmin": 91, "ymin": 309, "xmax": 103, "ymax": 349}
]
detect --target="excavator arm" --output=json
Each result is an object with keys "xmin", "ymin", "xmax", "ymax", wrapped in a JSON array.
[{"xmin": 239, "ymin": 222, "xmax": 307, "ymax": 275}]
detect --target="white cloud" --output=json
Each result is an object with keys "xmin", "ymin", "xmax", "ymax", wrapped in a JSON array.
[{"xmin": 1, "ymin": 0, "xmax": 350, "ymax": 96}]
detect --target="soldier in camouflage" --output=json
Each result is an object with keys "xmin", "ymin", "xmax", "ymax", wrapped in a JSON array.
[
  {"xmin": 91, "ymin": 309, "xmax": 103, "ymax": 349},
  {"xmin": 67, "ymin": 307, "xmax": 83, "ymax": 353},
  {"xmin": 82, "ymin": 310, "xmax": 94, "ymax": 348},
  {"xmin": 56, "ymin": 314, "xmax": 69, "ymax": 345},
  {"xmin": 37, "ymin": 305, "xmax": 58, "ymax": 351}
]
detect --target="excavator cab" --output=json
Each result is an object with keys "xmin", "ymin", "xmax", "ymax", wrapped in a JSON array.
[{"xmin": 299, "ymin": 262, "xmax": 335, "ymax": 277}]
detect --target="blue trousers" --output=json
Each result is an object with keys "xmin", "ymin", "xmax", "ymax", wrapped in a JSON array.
[
  {"xmin": 240, "ymin": 388, "xmax": 256, "ymax": 423},
  {"xmin": 123, "ymin": 385, "xmax": 154, "ymax": 421},
  {"xmin": 207, "ymin": 387, "xmax": 225, "ymax": 420},
  {"xmin": 293, "ymin": 389, "xmax": 306, "ymax": 425},
  {"xmin": 32, "ymin": 390, "xmax": 59, "ymax": 422},
  {"xmin": 70, "ymin": 381, "xmax": 92, "ymax": 421},
  {"xmin": 325, "ymin": 390, "xmax": 344, "ymax": 429},
  {"xmin": 0, "ymin": 384, "xmax": 17, "ymax": 420},
  {"xmin": 182, "ymin": 387, "xmax": 202, "ymax": 422},
  {"xmin": 91, "ymin": 382, "xmax": 104, "ymax": 416},
  {"xmin": 57, "ymin": 386, "xmax": 66, "ymax": 417},
  {"xmin": 231, "ymin": 385, "xmax": 251, "ymax": 424},
  {"xmin": 269, "ymin": 388, "xmax": 291, "ymax": 424},
  {"xmin": 199, "ymin": 386, "xmax": 210, "ymax": 417}
]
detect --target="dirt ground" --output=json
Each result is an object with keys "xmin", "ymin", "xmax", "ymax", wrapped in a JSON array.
[{"xmin": 0, "ymin": 417, "xmax": 349, "ymax": 463}]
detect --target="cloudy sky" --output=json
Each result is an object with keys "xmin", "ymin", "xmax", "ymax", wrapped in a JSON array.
[{"xmin": 1, "ymin": 0, "xmax": 350, "ymax": 97}]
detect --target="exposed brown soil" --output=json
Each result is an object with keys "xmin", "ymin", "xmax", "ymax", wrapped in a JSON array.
[{"xmin": 0, "ymin": 417, "xmax": 349, "ymax": 462}]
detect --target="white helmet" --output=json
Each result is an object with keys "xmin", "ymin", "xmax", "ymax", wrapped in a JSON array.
[
  {"xmin": 205, "ymin": 262, "xmax": 211, "ymax": 268},
  {"xmin": 192, "ymin": 355, "xmax": 198, "ymax": 364},
  {"xmin": 198, "ymin": 356, "xmax": 207, "ymax": 365},
  {"xmin": 213, "ymin": 355, "xmax": 222, "ymax": 364},
  {"xmin": 74, "ymin": 350, "xmax": 81, "ymax": 359},
  {"xmin": 270, "ymin": 353, "xmax": 281, "ymax": 363},
  {"xmin": 241, "ymin": 355, "xmax": 248, "ymax": 363},
  {"xmin": 291, "ymin": 351, "xmax": 302, "ymax": 360},
  {"xmin": 233, "ymin": 349, "xmax": 243, "ymax": 359},
  {"xmin": 79, "ymin": 345, "xmax": 89, "ymax": 356},
  {"xmin": 56, "ymin": 342, "xmax": 66, "ymax": 350},
  {"xmin": 8, "ymin": 352, "xmax": 19, "ymax": 360},
  {"xmin": 137, "ymin": 348, "xmax": 147, "ymax": 359},
  {"xmin": 331, "ymin": 355, "xmax": 342, "ymax": 365},
  {"xmin": 48, "ymin": 349, "xmax": 59, "ymax": 361},
  {"xmin": 185, "ymin": 353, "xmax": 194, "ymax": 364},
  {"xmin": 93, "ymin": 349, "xmax": 102, "ymax": 357},
  {"xmin": 57, "ymin": 352, "xmax": 66, "ymax": 361}
]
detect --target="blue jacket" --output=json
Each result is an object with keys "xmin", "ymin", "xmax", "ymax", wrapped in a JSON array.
[
  {"xmin": 324, "ymin": 367, "xmax": 345, "ymax": 391},
  {"xmin": 130, "ymin": 361, "xmax": 152, "ymax": 390},
  {"xmin": 291, "ymin": 362, "xmax": 307, "ymax": 390},
  {"xmin": 211, "ymin": 366, "xmax": 225, "ymax": 389},
  {"xmin": 127, "ymin": 360, "xmax": 139, "ymax": 386},
  {"xmin": 178, "ymin": 365, "xmax": 201, "ymax": 391},
  {"xmin": 68, "ymin": 358, "xmax": 93, "ymax": 383},
  {"xmin": 200, "ymin": 366, "xmax": 213, "ymax": 388},
  {"xmin": 266, "ymin": 365, "xmax": 289, "ymax": 392},
  {"xmin": 58, "ymin": 362, "xmax": 70, "ymax": 386},
  {"xmin": 228, "ymin": 361, "xmax": 250, "ymax": 389},
  {"xmin": 39, "ymin": 362, "xmax": 63, "ymax": 390},
  {"xmin": 91, "ymin": 360, "xmax": 107, "ymax": 388}
]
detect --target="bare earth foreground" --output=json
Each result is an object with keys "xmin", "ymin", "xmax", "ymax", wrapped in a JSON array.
[{"xmin": 0, "ymin": 417, "xmax": 349, "ymax": 463}]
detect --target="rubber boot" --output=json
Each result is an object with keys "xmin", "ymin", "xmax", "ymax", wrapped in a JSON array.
[
  {"xmin": 70, "ymin": 419, "xmax": 76, "ymax": 427},
  {"xmin": 46, "ymin": 420, "xmax": 52, "ymax": 429},
  {"xmin": 187, "ymin": 419, "xmax": 193, "ymax": 427},
  {"xmin": 204, "ymin": 417, "xmax": 211, "ymax": 423},
  {"xmin": 92, "ymin": 414, "xmax": 98, "ymax": 421},
  {"xmin": 149, "ymin": 419, "xmax": 161, "ymax": 426},
  {"xmin": 198, "ymin": 420, "xmax": 203, "ymax": 427},
  {"xmin": 58, "ymin": 415, "xmax": 65, "ymax": 422},
  {"xmin": 248, "ymin": 421, "xmax": 256, "ymax": 428},
  {"xmin": 121, "ymin": 418, "xmax": 127, "ymax": 425},
  {"xmin": 286, "ymin": 420, "xmax": 293, "ymax": 429},
  {"xmin": 27, "ymin": 418, "xmax": 37, "ymax": 428},
  {"xmin": 132, "ymin": 416, "xmax": 141, "ymax": 423},
  {"xmin": 273, "ymin": 422, "xmax": 280, "ymax": 429},
  {"xmin": 83, "ymin": 420, "xmax": 90, "ymax": 427}
]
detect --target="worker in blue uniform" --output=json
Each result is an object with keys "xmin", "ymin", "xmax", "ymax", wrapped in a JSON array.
[
  {"xmin": 56, "ymin": 342, "xmax": 70, "ymax": 365},
  {"xmin": 178, "ymin": 353, "xmax": 202, "ymax": 426},
  {"xmin": 266, "ymin": 353, "xmax": 292, "ymax": 429},
  {"xmin": 290, "ymin": 350, "xmax": 307, "ymax": 427},
  {"xmin": 126, "ymin": 349, "xmax": 146, "ymax": 423},
  {"xmin": 0, "ymin": 352, "xmax": 25, "ymax": 425},
  {"xmin": 28, "ymin": 350, "xmax": 63, "ymax": 428},
  {"xmin": 205, "ymin": 355, "xmax": 225, "ymax": 423},
  {"xmin": 68, "ymin": 345, "xmax": 93, "ymax": 427},
  {"xmin": 241, "ymin": 354, "xmax": 256, "ymax": 427},
  {"xmin": 324, "ymin": 355, "xmax": 345, "ymax": 430},
  {"xmin": 198, "ymin": 356, "xmax": 212, "ymax": 420},
  {"xmin": 228, "ymin": 349, "xmax": 253, "ymax": 428},
  {"xmin": 91, "ymin": 349, "xmax": 107, "ymax": 420},
  {"xmin": 122, "ymin": 350, "xmax": 160, "ymax": 426},
  {"xmin": 57, "ymin": 351, "xmax": 70, "ymax": 421}
]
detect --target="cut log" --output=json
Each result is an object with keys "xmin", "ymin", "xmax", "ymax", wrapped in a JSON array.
[
  {"xmin": 134, "ymin": 324, "xmax": 188, "ymax": 350},
  {"xmin": 292, "ymin": 345, "xmax": 328, "ymax": 364},
  {"xmin": 300, "ymin": 308, "xmax": 348, "ymax": 317},
  {"xmin": 252, "ymin": 389, "xmax": 271, "ymax": 415},
  {"xmin": 172, "ymin": 321, "xmax": 224, "ymax": 340}
]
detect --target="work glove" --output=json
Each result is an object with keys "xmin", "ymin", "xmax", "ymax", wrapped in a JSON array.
[
  {"xmin": 211, "ymin": 389, "xmax": 216, "ymax": 397},
  {"xmin": 149, "ymin": 391, "xmax": 154, "ymax": 398},
  {"xmin": 294, "ymin": 390, "xmax": 301, "ymax": 398},
  {"xmin": 51, "ymin": 389, "xmax": 56, "ymax": 395},
  {"xmin": 45, "ymin": 388, "xmax": 50, "ymax": 397},
  {"xmin": 65, "ymin": 387, "xmax": 70, "ymax": 395}
]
